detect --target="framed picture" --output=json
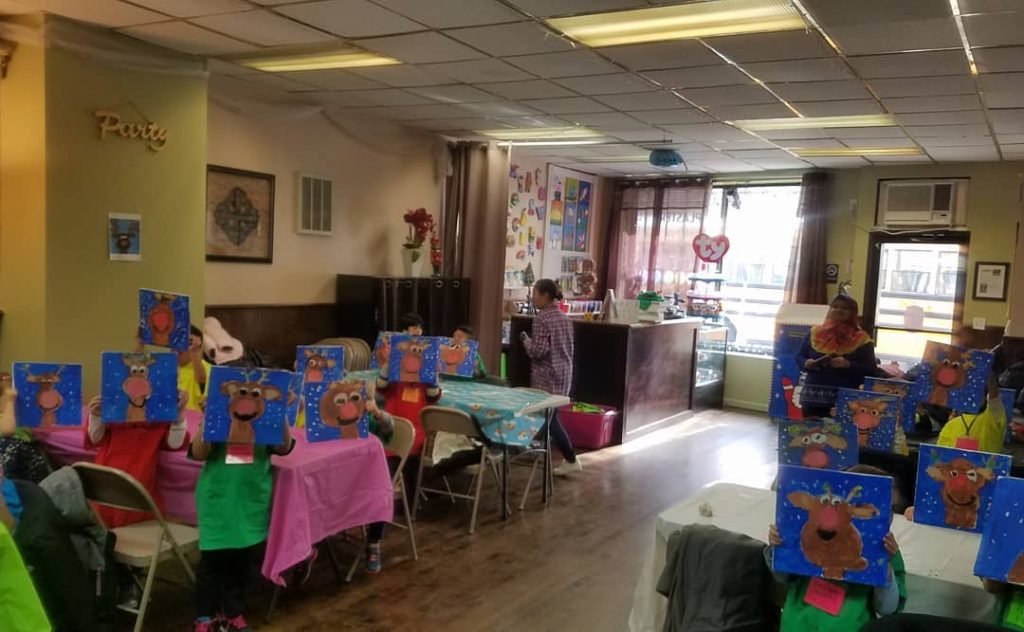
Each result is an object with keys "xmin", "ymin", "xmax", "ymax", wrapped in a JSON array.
[
  {"xmin": 206, "ymin": 165, "xmax": 275, "ymax": 263},
  {"xmin": 108, "ymin": 213, "xmax": 141, "ymax": 261},
  {"xmin": 973, "ymin": 262, "xmax": 1009, "ymax": 301}
]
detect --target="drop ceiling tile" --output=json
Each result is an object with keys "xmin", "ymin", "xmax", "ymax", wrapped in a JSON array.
[
  {"xmin": 895, "ymin": 111, "xmax": 987, "ymax": 126},
  {"xmin": 505, "ymin": 50, "xmax": 620, "ymax": 78},
  {"xmin": 460, "ymin": 101, "xmax": 542, "ymax": 117},
  {"xmin": 998, "ymin": 134, "xmax": 1024, "ymax": 144},
  {"xmin": 426, "ymin": 58, "xmax": 535, "ymax": 83},
  {"xmin": 884, "ymin": 95, "xmax": 982, "ymax": 113},
  {"xmin": 354, "ymin": 32, "xmax": 485, "ymax": 64},
  {"xmin": 279, "ymin": 69, "xmax": 386, "ymax": 90},
  {"xmin": 830, "ymin": 126, "xmax": 909, "ymax": 139},
  {"xmin": 743, "ymin": 58, "xmax": 854, "ymax": 83},
  {"xmin": 708, "ymin": 103, "xmax": 796, "ymax": 119},
  {"xmin": 706, "ymin": 30, "xmax": 833, "ymax": 63},
  {"xmin": 233, "ymin": 72, "xmax": 319, "ymax": 92},
  {"xmin": 1001, "ymin": 144, "xmax": 1024, "ymax": 158},
  {"xmin": 520, "ymin": 96, "xmax": 612, "ymax": 114},
  {"xmin": 979, "ymin": 72, "xmax": 1024, "ymax": 92},
  {"xmin": 36, "ymin": 0, "xmax": 164, "ymax": 27},
  {"xmin": 756, "ymin": 128, "xmax": 833, "ymax": 140},
  {"xmin": 687, "ymin": 158, "xmax": 764, "ymax": 171},
  {"xmin": 958, "ymin": 0, "xmax": 1022, "ymax": 11},
  {"xmin": 375, "ymin": 0, "xmax": 522, "ymax": 28},
  {"xmin": 480, "ymin": 80, "xmax": 575, "ymax": 99},
  {"xmin": 905, "ymin": 124, "xmax": 992, "ymax": 137},
  {"xmin": 658, "ymin": 123, "xmax": 754, "ymax": 142},
  {"xmin": 769, "ymin": 80, "xmax": 873, "ymax": 102},
  {"xmin": 120, "ymin": 21, "xmax": 256, "ymax": 55},
  {"xmin": 745, "ymin": 158, "xmax": 813, "ymax": 170},
  {"xmin": 276, "ymin": 0, "xmax": 423, "ymax": 38},
  {"xmin": 382, "ymin": 103, "xmax": 480, "ymax": 120},
  {"xmin": 300, "ymin": 91, "xmax": 376, "ymax": 106},
  {"xmin": 869, "ymin": 75, "xmax": 976, "ymax": 98},
  {"xmin": 825, "ymin": 19, "xmax": 961, "ymax": 56},
  {"xmin": 641, "ymin": 65, "xmax": 750, "ymax": 89},
  {"xmin": 795, "ymin": 100, "xmax": 884, "ymax": 117},
  {"xmin": 599, "ymin": 40, "xmax": 721, "ymax": 71},
  {"xmin": 445, "ymin": 22, "xmax": 572, "ymax": 57},
  {"xmin": 595, "ymin": 91, "xmax": 688, "ymax": 111},
  {"xmin": 869, "ymin": 155, "xmax": 934, "ymax": 164},
  {"xmin": 800, "ymin": 0, "xmax": 952, "ymax": 25},
  {"xmin": 348, "ymin": 64, "xmax": 455, "ymax": 87},
  {"xmin": 499, "ymin": 115, "xmax": 573, "ymax": 128},
  {"xmin": 554, "ymin": 73, "xmax": 656, "ymax": 96},
  {"xmin": 405, "ymin": 117, "xmax": 501, "ymax": 130},
  {"xmin": 837, "ymin": 137, "xmax": 923, "ymax": 148},
  {"xmin": 927, "ymin": 146, "xmax": 1001, "ymax": 161},
  {"xmin": 130, "ymin": 0, "xmax": 248, "ymax": 17},
  {"xmin": 848, "ymin": 51, "xmax": 970, "ymax": 79},
  {"xmin": 990, "ymin": 109, "xmax": 1024, "ymax": 133},
  {"xmin": 724, "ymin": 148, "xmax": 794, "ymax": 159},
  {"xmin": 206, "ymin": 59, "xmax": 261, "ymax": 75},
  {"xmin": 191, "ymin": 10, "xmax": 334, "ymax": 46},
  {"xmin": 964, "ymin": 11, "xmax": 1024, "ymax": 47},
  {"xmin": 601, "ymin": 127, "xmax": 669, "ymax": 141},
  {"xmin": 588, "ymin": 144, "xmax": 650, "ymax": 157},
  {"xmin": 918, "ymin": 136, "xmax": 995, "ymax": 147},
  {"xmin": 677, "ymin": 84, "xmax": 777, "ymax": 107},
  {"xmin": 984, "ymin": 92, "xmax": 1024, "ymax": 108},
  {"xmin": 805, "ymin": 156, "xmax": 871, "ymax": 167},
  {"xmin": 700, "ymin": 138, "xmax": 775, "ymax": 150},
  {"xmin": 562, "ymin": 112, "xmax": 650, "ymax": 129},
  {"xmin": 504, "ymin": 0, "xmax": 645, "ymax": 18},
  {"xmin": 777, "ymin": 139, "xmax": 846, "ymax": 148},
  {"xmin": 342, "ymin": 89, "xmax": 434, "ymax": 106},
  {"xmin": 406, "ymin": 84, "xmax": 495, "ymax": 103},
  {"xmin": 974, "ymin": 47, "xmax": 1024, "ymax": 73}
]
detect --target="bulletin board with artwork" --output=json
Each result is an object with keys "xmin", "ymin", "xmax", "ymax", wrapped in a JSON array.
[
  {"xmin": 504, "ymin": 156, "xmax": 547, "ymax": 290},
  {"xmin": 542, "ymin": 165, "xmax": 601, "ymax": 299}
]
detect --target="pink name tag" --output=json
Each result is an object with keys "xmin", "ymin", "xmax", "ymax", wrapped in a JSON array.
[
  {"xmin": 956, "ymin": 436, "xmax": 980, "ymax": 451},
  {"xmin": 804, "ymin": 577, "xmax": 846, "ymax": 616},
  {"xmin": 225, "ymin": 444, "xmax": 254, "ymax": 465}
]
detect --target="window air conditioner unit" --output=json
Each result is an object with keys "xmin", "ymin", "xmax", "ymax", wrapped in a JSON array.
[{"xmin": 878, "ymin": 179, "xmax": 967, "ymax": 228}]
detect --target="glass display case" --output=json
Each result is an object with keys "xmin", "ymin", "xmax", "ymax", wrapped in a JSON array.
[{"xmin": 693, "ymin": 326, "xmax": 728, "ymax": 410}]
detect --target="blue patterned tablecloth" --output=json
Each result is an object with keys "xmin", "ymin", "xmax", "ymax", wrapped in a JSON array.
[{"xmin": 348, "ymin": 370, "xmax": 551, "ymax": 447}]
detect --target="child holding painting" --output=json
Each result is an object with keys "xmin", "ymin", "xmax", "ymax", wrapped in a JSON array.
[
  {"xmin": 0, "ymin": 375, "xmax": 54, "ymax": 483},
  {"xmin": 453, "ymin": 325, "xmax": 488, "ymax": 379},
  {"xmin": 937, "ymin": 374, "xmax": 1007, "ymax": 454}
]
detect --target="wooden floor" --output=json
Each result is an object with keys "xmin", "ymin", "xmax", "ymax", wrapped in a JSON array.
[{"xmin": 143, "ymin": 409, "xmax": 777, "ymax": 632}]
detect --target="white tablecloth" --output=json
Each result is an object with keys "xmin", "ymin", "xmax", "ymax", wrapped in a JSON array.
[{"xmin": 629, "ymin": 482, "xmax": 998, "ymax": 631}]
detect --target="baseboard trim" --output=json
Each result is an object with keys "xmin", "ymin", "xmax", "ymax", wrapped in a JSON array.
[{"xmin": 724, "ymin": 397, "xmax": 769, "ymax": 413}]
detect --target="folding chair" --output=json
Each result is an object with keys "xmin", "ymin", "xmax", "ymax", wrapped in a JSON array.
[
  {"xmin": 72, "ymin": 462, "xmax": 198, "ymax": 632},
  {"xmin": 346, "ymin": 416, "xmax": 419, "ymax": 581},
  {"xmin": 413, "ymin": 406, "xmax": 504, "ymax": 534},
  {"xmin": 511, "ymin": 389, "xmax": 571, "ymax": 510}
]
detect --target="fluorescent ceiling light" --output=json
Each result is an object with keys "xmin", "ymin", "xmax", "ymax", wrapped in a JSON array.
[
  {"xmin": 791, "ymin": 147, "xmax": 923, "ymax": 157},
  {"xmin": 547, "ymin": 0, "xmax": 805, "ymax": 48},
  {"xmin": 475, "ymin": 127, "xmax": 602, "ymax": 141},
  {"xmin": 948, "ymin": 0, "xmax": 979, "ymax": 75},
  {"xmin": 501, "ymin": 140, "xmax": 607, "ymax": 147},
  {"xmin": 237, "ymin": 50, "xmax": 401, "ymax": 72},
  {"xmin": 731, "ymin": 114, "xmax": 897, "ymax": 130}
]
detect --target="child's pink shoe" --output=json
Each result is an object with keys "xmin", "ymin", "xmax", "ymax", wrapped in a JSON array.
[{"xmin": 224, "ymin": 615, "xmax": 251, "ymax": 632}]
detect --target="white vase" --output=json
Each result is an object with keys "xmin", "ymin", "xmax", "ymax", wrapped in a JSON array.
[{"xmin": 402, "ymin": 247, "xmax": 424, "ymax": 278}]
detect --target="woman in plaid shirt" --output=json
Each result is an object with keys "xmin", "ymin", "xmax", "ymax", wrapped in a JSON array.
[{"xmin": 522, "ymin": 279, "xmax": 581, "ymax": 475}]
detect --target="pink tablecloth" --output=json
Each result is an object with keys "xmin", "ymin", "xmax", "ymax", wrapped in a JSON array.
[{"xmin": 36, "ymin": 411, "xmax": 393, "ymax": 585}]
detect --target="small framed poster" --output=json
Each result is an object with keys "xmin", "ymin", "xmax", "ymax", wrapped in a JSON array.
[
  {"xmin": 973, "ymin": 262, "xmax": 1009, "ymax": 301},
  {"xmin": 108, "ymin": 213, "xmax": 141, "ymax": 261}
]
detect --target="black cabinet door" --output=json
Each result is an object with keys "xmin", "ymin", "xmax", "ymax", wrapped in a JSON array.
[{"xmin": 336, "ymin": 275, "xmax": 378, "ymax": 345}]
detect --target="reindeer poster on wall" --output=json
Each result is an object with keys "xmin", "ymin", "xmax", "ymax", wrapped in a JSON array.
[
  {"xmin": 138, "ymin": 289, "xmax": 191, "ymax": 351},
  {"xmin": 974, "ymin": 477, "xmax": 1024, "ymax": 585},
  {"xmin": 12, "ymin": 363, "xmax": 83, "ymax": 429},
  {"xmin": 100, "ymin": 352, "xmax": 178, "ymax": 423},
  {"xmin": 296, "ymin": 346, "xmax": 345, "ymax": 383},
  {"xmin": 778, "ymin": 420, "xmax": 858, "ymax": 470},
  {"xmin": 911, "ymin": 342, "xmax": 995, "ymax": 414},
  {"xmin": 387, "ymin": 335, "xmax": 440, "ymax": 385},
  {"xmin": 437, "ymin": 337, "xmax": 478, "ymax": 378},
  {"xmin": 863, "ymin": 377, "xmax": 917, "ymax": 433},
  {"xmin": 303, "ymin": 379, "xmax": 370, "ymax": 442},
  {"xmin": 913, "ymin": 445, "xmax": 1011, "ymax": 533},
  {"xmin": 204, "ymin": 367, "xmax": 293, "ymax": 445},
  {"xmin": 108, "ymin": 213, "xmax": 141, "ymax": 262},
  {"xmin": 774, "ymin": 465, "xmax": 894, "ymax": 587},
  {"xmin": 370, "ymin": 332, "xmax": 397, "ymax": 370},
  {"xmin": 834, "ymin": 388, "xmax": 899, "ymax": 452}
]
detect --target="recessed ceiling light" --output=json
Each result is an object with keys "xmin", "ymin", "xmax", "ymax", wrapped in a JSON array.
[
  {"xmin": 791, "ymin": 147, "xmax": 923, "ymax": 157},
  {"xmin": 731, "ymin": 114, "xmax": 897, "ymax": 130},
  {"xmin": 476, "ymin": 127, "xmax": 603, "ymax": 141},
  {"xmin": 236, "ymin": 50, "xmax": 401, "ymax": 72},
  {"xmin": 547, "ymin": 0, "xmax": 805, "ymax": 48}
]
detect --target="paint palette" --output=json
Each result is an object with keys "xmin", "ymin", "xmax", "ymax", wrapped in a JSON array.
[
  {"xmin": 11, "ymin": 362, "xmax": 83, "ymax": 429},
  {"xmin": 912, "ymin": 444, "xmax": 1011, "ymax": 533},
  {"xmin": 100, "ymin": 352, "xmax": 178, "ymax": 423}
]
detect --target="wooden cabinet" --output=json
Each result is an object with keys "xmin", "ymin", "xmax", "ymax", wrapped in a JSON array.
[{"xmin": 336, "ymin": 275, "xmax": 470, "ymax": 345}]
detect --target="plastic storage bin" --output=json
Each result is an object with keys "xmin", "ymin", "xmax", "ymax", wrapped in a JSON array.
[{"xmin": 558, "ymin": 404, "xmax": 617, "ymax": 450}]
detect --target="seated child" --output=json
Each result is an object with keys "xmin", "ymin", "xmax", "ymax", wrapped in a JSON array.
[
  {"xmin": 0, "ymin": 376, "xmax": 54, "ymax": 483},
  {"xmin": 767, "ymin": 464, "xmax": 907, "ymax": 631},
  {"xmin": 982, "ymin": 578, "xmax": 1024, "ymax": 630},
  {"xmin": 937, "ymin": 375, "xmax": 1006, "ymax": 454},
  {"xmin": 177, "ymin": 325, "xmax": 211, "ymax": 413},
  {"xmin": 360, "ymin": 398, "xmax": 396, "ymax": 573},
  {"xmin": 190, "ymin": 417, "xmax": 294, "ymax": 632},
  {"xmin": 400, "ymin": 313, "xmax": 424, "ymax": 336},
  {"xmin": 0, "ymin": 513, "xmax": 49, "ymax": 631},
  {"xmin": 453, "ymin": 325, "xmax": 488, "ymax": 379}
]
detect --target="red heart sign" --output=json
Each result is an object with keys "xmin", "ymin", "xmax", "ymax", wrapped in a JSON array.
[{"xmin": 692, "ymin": 233, "xmax": 730, "ymax": 263}]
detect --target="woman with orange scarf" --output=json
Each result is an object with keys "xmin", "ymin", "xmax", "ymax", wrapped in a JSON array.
[{"xmin": 797, "ymin": 295, "xmax": 877, "ymax": 418}]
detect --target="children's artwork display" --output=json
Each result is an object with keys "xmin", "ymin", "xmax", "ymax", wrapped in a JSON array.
[
  {"xmin": 303, "ymin": 379, "xmax": 370, "ymax": 442},
  {"xmin": 575, "ymin": 179, "xmax": 591, "ymax": 252},
  {"xmin": 769, "ymin": 323, "xmax": 814, "ymax": 420},
  {"xmin": 138, "ymin": 289, "xmax": 190, "ymax": 350},
  {"xmin": 11, "ymin": 363, "xmax": 83, "ymax": 429},
  {"xmin": 974, "ymin": 477, "xmax": 1024, "ymax": 584},
  {"xmin": 296, "ymin": 346, "xmax": 344, "ymax": 383},
  {"xmin": 504, "ymin": 158, "xmax": 547, "ymax": 290},
  {"xmin": 387, "ymin": 335, "xmax": 440, "ymax": 385},
  {"xmin": 205, "ymin": 367, "xmax": 293, "ymax": 445},
  {"xmin": 437, "ymin": 337, "xmax": 478, "ymax": 377},
  {"xmin": 834, "ymin": 388, "xmax": 899, "ymax": 452},
  {"xmin": 561, "ymin": 177, "xmax": 578, "ymax": 252},
  {"xmin": 778, "ymin": 420, "xmax": 858, "ymax": 470},
  {"xmin": 864, "ymin": 377, "xmax": 917, "ymax": 433},
  {"xmin": 774, "ymin": 465, "xmax": 893, "ymax": 587},
  {"xmin": 100, "ymin": 352, "xmax": 178, "ymax": 423},
  {"xmin": 370, "ymin": 332, "xmax": 397, "ymax": 370},
  {"xmin": 542, "ymin": 166, "xmax": 600, "ymax": 298},
  {"xmin": 910, "ymin": 342, "xmax": 995, "ymax": 413},
  {"xmin": 913, "ymin": 444, "xmax": 1011, "ymax": 532}
]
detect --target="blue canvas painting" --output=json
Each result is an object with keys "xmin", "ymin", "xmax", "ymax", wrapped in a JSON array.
[
  {"xmin": 12, "ymin": 363, "xmax": 83, "ymax": 429},
  {"xmin": 285, "ymin": 371, "xmax": 303, "ymax": 427},
  {"xmin": 138, "ymin": 289, "xmax": 191, "ymax": 351},
  {"xmin": 774, "ymin": 465, "xmax": 894, "ymax": 587},
  {"xmin": 370, "ymin": 332, "xmax": 398, "ymax": 370},
  {"xmin": 437, "ymin": 337, "xmax": 479, "ymax": 377},
  {"xmin": 975, "ymin": 477, "xmax": 1024, "ymax": 584},
  {"xmin": 910, "ymin": 342, "xmax": 994, "ymax": 414},
  {"xmin": 864, "ymin": 377, "xmax": 917, "ymax": 433},
  {"xmin": 1001, "ymin": 388, "xmax": 1017, "ymax": 444},
  {"xmin": 296, "ymin": 346, "xmax": 345, "ymax": 383},
  {"xmin": 303, "ymin": 379, "xmax": 369, "ymax": 443},
  {"xmin": 913, "ymin": 444, "xmax": 1011, "ymax": 533},
  {"xmin": 778, "ymin": 419, "xmax": 859, "ymax": 470},
  {"xmin": 387, "ymin": 335, "xmax": 440, "ymax": 385},
  {"xmin": 834, "ymin": 388, "xmax": 899, "ymax": 452},
  {"xmin": 205, "ymin": 367, "xmax": 294, "ymax": 445},
  {"xmin": 770, "ymin": 324, "xmax": 814, "ymax": 420},
  {"xmin": 100, "ymin": 352, "xmax": 178, "ymax": 423}
]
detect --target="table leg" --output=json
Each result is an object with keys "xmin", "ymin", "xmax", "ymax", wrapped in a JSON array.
[
  {"xmin": 323, "ymin": 539, "xmax": 345, "ymax": 586},
  {"xmin": 543, "ymin": 409, "xmax": 552, "ymax": 504},
  {"xmin": 502, "ymin": 444, "xmax": 510, "ymax": 521},
  {"xmin": 265, "ymin": 585, "xmax": 282, "ymax": 624}
]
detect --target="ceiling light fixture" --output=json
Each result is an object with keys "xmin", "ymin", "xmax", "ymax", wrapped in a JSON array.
[
  {"xmin": 236, "ymin": 50, "xmax": 401, "ymax": 72},
  {"xmin": 948, "ymin": 0, "xmax": 979, "ymax": 76},
  {"xmin": 791, "ymin": 147, "xmax": 924, "ymax": 157},
  {"xmin": 546, "ymin": 0, "xmax": 805, "ymax": 47},
  {"xmin": 731, "ymin": 114, "xmax": 897, "ymax": 130},
  {"xmin": 475, "ymin": 127, "xmax": 603, "ymax": 141},
  {"xmin": 499, "ymin": 140, "xmax": 607, "ymax": 146}
]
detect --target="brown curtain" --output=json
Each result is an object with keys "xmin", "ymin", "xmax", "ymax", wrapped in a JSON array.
[
  {"xmin": 784, "ymin": 171, "xmax": 830, "ymax": 304},
  {"xmin": 442, "ymin": 142, "xmax": 509, "ymax": 372}
]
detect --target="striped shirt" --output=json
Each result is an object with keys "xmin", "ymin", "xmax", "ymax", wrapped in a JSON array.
[{"xmin": 524, "ymin": 304, "xmax": 574, "ymax": 396}]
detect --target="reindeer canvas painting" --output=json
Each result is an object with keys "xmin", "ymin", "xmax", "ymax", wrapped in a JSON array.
[
  {"xmin": 369, "ymin": 332, "xmax": 398, "ymax": 370},
  {"xmin": 138, "ymin": 288, "xmax": 191, "ymax": 351},
  {"xmin": 834, "ymin": 388, "xmax": 899, "ymax": 452},
  {"xmin": 910, "ymin": 342, "xmax": 994, "ymax": 414},
  {"xmin": 12, "ymin": 363, "xmax": 83, "ymax": 429},
  {"xmin": 205, "ymin": 367, "xmax": 294, "ymax": 445},
  {"xmin": 387, "ymin": 335, "xmax": 441, "ymax": 385},
  {"xmin": 100, "ymin": 352, "xmax": 178, "ymax": 423},
  {"xmin": 774, "ymin": 465, "xmax": 894, "ymax": 587},
  {"xmin": 296, "ymin": 346, "xmax": 344, "ymax": 384},
  {"xmin": 975, "ymin": 477, "xmax": 1024, "ymax": 585},
  {"xmin": 913, "ymin": 445, "xmax": 1010, "ymax": 533},
  {"xmin": 864, "ymin": 377, "xmax": 917, "ymax": 433},
  {"xmin": 778, "ymin": 420, "xmax": 858, "ymax": 470},
  {"xmin": 436, "ymin": 337, "xmax": 478, "ymax": 377},
  {"xmin": 303, "ymin": 379, "xmax": 370, "ymax": 443},
  {"xmin": 285, "ymin": 370, "xmax": 303, "ymax": 427}
]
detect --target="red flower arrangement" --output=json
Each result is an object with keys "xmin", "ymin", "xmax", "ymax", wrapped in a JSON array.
[{"xmin": 403, "ymin": 208, "xmax": 435, "ymax": 261}]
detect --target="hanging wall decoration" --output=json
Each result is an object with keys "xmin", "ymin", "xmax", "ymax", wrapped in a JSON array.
[{"xmin": 206, "ymin": 165, "xmax": 275, "ymax": 264}]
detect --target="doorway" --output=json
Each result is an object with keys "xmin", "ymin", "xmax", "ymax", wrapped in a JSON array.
[{"xmin": 862, "ymin": 231, "xmax": 969, "ymax": 371}]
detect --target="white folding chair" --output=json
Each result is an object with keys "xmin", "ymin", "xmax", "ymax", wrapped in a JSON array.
[
  {"xmin": 511, "ymin": 390, "xmax": 572, "ymax": 510},
  {"xmin": 72, "ymin": 462, "xmax": 198, "ymax": 632}
]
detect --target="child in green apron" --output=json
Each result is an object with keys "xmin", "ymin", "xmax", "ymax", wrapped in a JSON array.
[{"xmin": 0, "ymin": 483, "xmax": 49, "ymax": 631}]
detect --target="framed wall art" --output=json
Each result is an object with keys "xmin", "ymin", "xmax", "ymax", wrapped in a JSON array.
[
  {"xmin": 206, "ymin": 165, "xmax": 275, "ymax": 264},
  {"xmin": 973, "ymin": 262, "xmax": 1009, "ymax": 301}
]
